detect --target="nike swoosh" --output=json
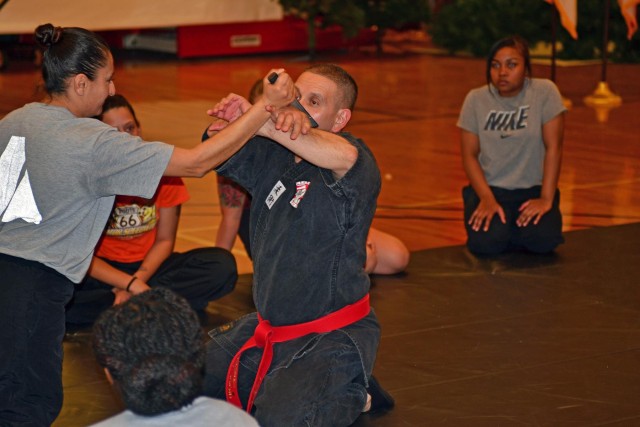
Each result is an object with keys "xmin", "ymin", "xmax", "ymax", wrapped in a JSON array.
[{"xmin": 500, "ymin": 134, "xmax": 510, "ymax": 139}]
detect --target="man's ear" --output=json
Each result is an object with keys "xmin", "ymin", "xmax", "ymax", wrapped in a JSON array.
[
  {"xmin": 72, "ymin": 74, "xmax": 88, "ymax": 96},
  {"xmin": 331, "ymin": 108, "xmax": 351, "ymax": 133}
]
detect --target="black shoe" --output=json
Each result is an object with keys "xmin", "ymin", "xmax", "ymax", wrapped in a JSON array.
[{"xmin": 366, "ymin": 375, "xmax": 395, "ymax": 414}]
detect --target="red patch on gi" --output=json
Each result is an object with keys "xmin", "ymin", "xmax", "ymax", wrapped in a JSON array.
[{"xmin": 290, "ymin": 181, "xmax": 310, "ymax": 208}]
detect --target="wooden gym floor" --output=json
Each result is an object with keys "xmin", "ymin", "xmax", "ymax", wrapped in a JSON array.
[{"xmin": 1, "ymin": 35, "xmax": 639, "ymax": 425}]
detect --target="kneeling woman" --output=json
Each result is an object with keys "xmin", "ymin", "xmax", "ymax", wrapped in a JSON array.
[{"xmin": 457, "ymin": 35, "xmax": 566, "ymax": 255}]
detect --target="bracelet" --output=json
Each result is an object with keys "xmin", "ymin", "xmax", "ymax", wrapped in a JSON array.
[{"xmin": 125, "ymin": 276, "xmax": 137, "ymax": 292}]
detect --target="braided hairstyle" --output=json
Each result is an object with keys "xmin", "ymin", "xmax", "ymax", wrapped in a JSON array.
[
  {"xmin": 92, "ymin": 288, "xmax": 205, "ymax": 416},
  {"xmin": 34, "ymin": 23, "xmax": 110, "ymax": 95}
]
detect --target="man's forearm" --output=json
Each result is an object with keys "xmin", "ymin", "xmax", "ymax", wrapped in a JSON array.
[{"xmin": 261, "ymin": 125, "xmax": 358, "ymax": 179}]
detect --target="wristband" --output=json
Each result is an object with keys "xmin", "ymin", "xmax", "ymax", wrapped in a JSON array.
[{"xmin": 126, "ymin": 276, "xmax": 137, "ymax": 292}]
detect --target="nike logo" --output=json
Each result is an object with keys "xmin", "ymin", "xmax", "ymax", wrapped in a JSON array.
[{"xmin": 500, "ymin": 134, "xmax": 511, "ymax": 139}]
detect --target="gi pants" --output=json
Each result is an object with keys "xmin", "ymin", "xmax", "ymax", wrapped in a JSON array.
[{"xmin": 204, "ymin": 311, "xmax": 380, "ymax": 427}]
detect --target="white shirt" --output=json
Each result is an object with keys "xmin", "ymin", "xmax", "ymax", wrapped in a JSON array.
[{"xmin": 89, "ymin": 396, "xmax": 259, "ymax": 427}]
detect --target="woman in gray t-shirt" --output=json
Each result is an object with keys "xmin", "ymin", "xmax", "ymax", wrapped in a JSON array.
[
  {"xmin": 457, "ymin": 35, "xmax": 566, "ymax": 256},
  {"xmin": 0, "ymin": 23, "xmax": 297, "ymax": 426}
]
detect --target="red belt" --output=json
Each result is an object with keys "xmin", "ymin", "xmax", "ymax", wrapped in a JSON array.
[{"xmin": 226, "ymin": 294, "xmax": 371, "ymax": 412}]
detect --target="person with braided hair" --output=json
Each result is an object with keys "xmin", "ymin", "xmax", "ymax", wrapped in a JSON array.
[{"xmin": 90, "ymin": 287, "xmax": 258, "ymax": 426}]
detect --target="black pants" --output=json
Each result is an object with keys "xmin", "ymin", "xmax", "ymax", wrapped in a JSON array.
[
  {"xmin": 462, "ymin": 185, "xmax": 564, "ymax": 255},
  {"xmin": 0, "ymin": 253, "xmax": 74, "ymax": 426},
  {"xmin": 65, "ymin": 247, "xmax": 237, "ymax": 326}
]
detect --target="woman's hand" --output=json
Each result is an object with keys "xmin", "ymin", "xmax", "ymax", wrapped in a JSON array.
[
  {"xmin": 261, "ymin": 69, "xmax": 296, "ymax": 110},
  {"xmin": 126, "ymin": 277, "xmax": 151, "ymax": 296},
  {"xmin": 112, "ymin": 275, "xmax": 152, "ymax": 305},
  {"xmin": 469, "ymin": 198, "xmax": 506, "ymax": 232},
  {"xmin": 207, "ymin": 93, "xmax": 252, "ymax": 123},
  {"xmin": 112, "ymin": 289, "xmax": 133, "ymax": 306},
  {"xmin": 517, "ymin": 198, "xmax": 552, "ymax": 227},
  {"xmin": 203, "ymin": 118, "xmax": 229, "ymax": 139}
]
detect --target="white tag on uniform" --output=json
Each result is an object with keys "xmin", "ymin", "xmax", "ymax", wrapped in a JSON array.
[{"xmin": 265, "ymin": 180, "xmax": 286, "ymax": 210}]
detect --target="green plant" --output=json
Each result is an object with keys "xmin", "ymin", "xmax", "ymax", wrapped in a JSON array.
[
  {"xmin": 274, "ymin": 0, "xmax": 432, "ymax": 57},
  {"xmin": 357, "ymin": 0, "xmax": 431, "ymax": 54},
  {"xmin": 275, "ymin": 0, "xmax": 366, "ymax": 59},
  {"xmin": 428, "ymin": 0, "xmax": 639, "ymax": 62},
  {"xmin": 429, "ymin": 0, "xmax": 548, "ymax": 57}
]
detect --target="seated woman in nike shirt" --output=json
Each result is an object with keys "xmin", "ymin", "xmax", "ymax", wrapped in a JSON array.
[{"xmin": 457, "ymin": 35, "xmax": 566, "ymax": 255}]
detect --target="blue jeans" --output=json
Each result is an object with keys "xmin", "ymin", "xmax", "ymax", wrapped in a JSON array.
[
  {"xmin": 204, "ymin": 311, "xmax": 380, "ymax": 427},
  {"xmin": 0, "ymin": 254, "xmax": 74, "ymax": 426},
  {"xmin": 463, "ymin": 185, "xmax": 564, "ymax": 255}
]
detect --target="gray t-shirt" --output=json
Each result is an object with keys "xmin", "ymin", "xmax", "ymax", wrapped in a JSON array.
[
  {"xmin": 0, "ymin": 103, "xmax": 173, "ymax": 282},
  {"xmin": 89, "ymin": 396, "xmax": 259, "ymax": 426},
  {"xmin": 457, "ymin": 78, "xmax": 566, "ymax": 189}
]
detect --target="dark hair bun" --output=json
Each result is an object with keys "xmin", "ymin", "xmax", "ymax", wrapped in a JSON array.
[{"xmin": 35, "ymin": 23, "xmax": 63, "ymax": 49}]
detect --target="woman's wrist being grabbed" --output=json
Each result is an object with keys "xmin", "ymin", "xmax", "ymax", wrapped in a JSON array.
[{"xmin": 124, "ymin": 276, "xmax": 150, "ymax": 294}]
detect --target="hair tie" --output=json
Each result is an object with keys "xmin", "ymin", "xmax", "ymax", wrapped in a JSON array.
[{"xmin": 126, "ymin": 276, "xmax": 137, "ymax": 292}]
